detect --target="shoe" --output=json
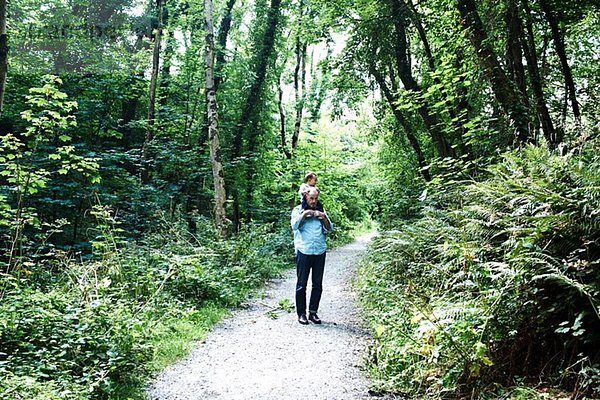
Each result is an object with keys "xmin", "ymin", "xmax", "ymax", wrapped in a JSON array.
[
  {"xmin": 298, "ymin": 314, "xmax": 309, "ymax": 325},
  {"xmin": 308, "ymin": 313, "xmax": 322, "ymax": 324}
]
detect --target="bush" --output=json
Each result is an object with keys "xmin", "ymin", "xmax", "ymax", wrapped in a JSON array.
[
  {"xmin": 357, "ymin": 141, "xmax": 600, "ymax": 398},
  {"xmin": 0, "ymin": 209, "xmax": 295, "ymax": 399},
  {"xmin": 0, "ymin": 288, "xmax": 151, "ymax": 399}
]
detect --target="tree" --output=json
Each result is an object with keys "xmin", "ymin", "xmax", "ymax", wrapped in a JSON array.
[
  {"xmin": 291, "ymin": 0, "xmax": 308, "ymax": 153},
  {"xmin": 539, "ymin": 0, "xmax": 580, "ymax": 124},
  {"xmin": 370, "ymin": 66, "xmax": 431, "ymax": 181},
  {"xmin": 457, "ymin": 0, "xmax": 533, "ymax": 145},
  {"xmin": 0, "ymin": 0, "xmax": 7, "ymax": 112},
  {"xmin": 142, "ymin": 0, "xmax": 166, "ymax": 184},
  {"xmin": 204, "ymin": 0, "xmax": 228, "ymax": 237},
  {"xmin": 231, "ymin": 0, "xmax": 283, "ymax": 225},
  {"xmin": 388, "ymin": 0, "xmax": 455, "ymax": 158},
  {"xmin": 215, "ymin": 0, "xmax": 236, "ymax": 91},
  {"xmin": 522, "ymin": 0, "xmax": 560, "ymax": 145}
]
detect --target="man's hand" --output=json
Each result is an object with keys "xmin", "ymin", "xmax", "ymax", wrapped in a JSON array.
[{"xmin": 303, "ymin": 209, "xmax": 315, "ymax": 218}]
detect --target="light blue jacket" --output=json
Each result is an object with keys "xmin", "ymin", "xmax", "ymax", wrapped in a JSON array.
[{"xmin": 290, "ymin": 205, "xmax": 333, "ymax": 255}]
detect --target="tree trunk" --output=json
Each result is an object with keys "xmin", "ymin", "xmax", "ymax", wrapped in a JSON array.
[
  {"xmin": 291, "ymin": 38, "xmax": 307, "ymax": 152},
  {"xmin": 159, "ymin": 30, "xmax": 175, "ymax": 109},
  {"xmin": 539, "ymin": 0, "xmax": 580, "ymax": 124},
  {"xmin": 215, "ymin": 0, "xmax": 236, "ymax": 91},
  {"xmin": 371, "ymin": 66, "xmax": 431, "ymax": 182},
  {"xmin": 141, "ymin": 0, "xmax": 165, "ymax": 184},
  {"xmin": 408, "ymin": 0, "xmax": 468, "ymax": 155},
  {"xmin": 120, "ymin": 96, "xmax": 139, "ymax": 149},
  {"xmin": 388, "ymin": 0, "xmax": 455, "ymax": 158},
  {"xmin": 457, "ymin": 0, "xmax": 533, "ymax": 145},
  {"xmin": 205, "ymin": 0, "xmax": 228, "ymax": 237},
  {"xmin": 522, "ymin": 0, "xmax": 560, "ymax": 145},
  {"xmin": 505, "ymin": 0, "xmax": 528, "ymax": 101},
  {"xmin": 0, "ymin": 0, "xmax": 7, "ymax": 112},
  {"xmin": 233, "ymin": 0, "xmax": 282, "ymax": 160},
  {"xmin": 308, "ymin": 38, "xmax": 332, "ymax": 122},
  {"xmin": 231, "ymin": 0, "xmax": 282, "ymax": 225},
  {"xmin": 278, "ymin": 75, "xmax": 291, "ymax": 158}
]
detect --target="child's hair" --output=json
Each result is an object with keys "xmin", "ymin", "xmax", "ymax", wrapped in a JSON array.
[{"xmin": 304, "ymin": 171, "xmax": 317, "ymax": 183}]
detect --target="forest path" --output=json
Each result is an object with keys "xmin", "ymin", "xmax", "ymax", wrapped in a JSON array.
[{"xmin": 148, "ymin": 233, "xmax": 379, "ymax": 400}]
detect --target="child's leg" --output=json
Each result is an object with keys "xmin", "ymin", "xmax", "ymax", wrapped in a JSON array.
[
  {"xmin": 316, "ymin": 201, "xmax": 324, "ymax": 212},
  {"xmin": 301, "ymin": 196, "xmax": 308, "ymax": 209}
]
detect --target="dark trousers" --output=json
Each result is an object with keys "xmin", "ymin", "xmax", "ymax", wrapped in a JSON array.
[{"xmin": 295, "ymin": 251, "xmax": 326, "ymax": 316}]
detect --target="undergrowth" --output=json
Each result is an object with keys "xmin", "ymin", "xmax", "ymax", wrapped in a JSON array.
[
  {"xmin": 357, "ymin": 140, "xmax": 600, "ymax": 399},
  {"xmin": 0, "ymin": 213, "xmax": 293, "ymax": 399}
]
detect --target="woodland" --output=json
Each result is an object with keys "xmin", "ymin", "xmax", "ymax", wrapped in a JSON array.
[{"xmin": 0, "ymin": 0, "xmax": 598, "ymax": 399}]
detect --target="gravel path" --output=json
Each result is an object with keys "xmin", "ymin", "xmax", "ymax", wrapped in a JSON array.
[{"xmin": 147, "ymin": 233, "xmax": 379, "ymax": 400}]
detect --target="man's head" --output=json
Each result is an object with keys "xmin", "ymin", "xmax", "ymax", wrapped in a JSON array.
[{"xmin": 306, "ymin": 187, "xmax": 319, "ymax": 209}]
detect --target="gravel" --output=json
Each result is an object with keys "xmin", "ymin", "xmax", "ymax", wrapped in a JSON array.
[{"xmin": 147, "ymin": 232, "xmax": 381, "ymax": 400}]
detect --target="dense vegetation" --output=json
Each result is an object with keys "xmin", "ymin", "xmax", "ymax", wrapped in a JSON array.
[
  {"xmin": 345, "ymin": 0, "xmax": 600, "ymax": 397},
  {"xmin": 0, "ymin": 0, "xmax": 598, "ymax": 399},
  {"xmin": 358, "ymin": 142, "xmax": 599, "ymax": 398}
]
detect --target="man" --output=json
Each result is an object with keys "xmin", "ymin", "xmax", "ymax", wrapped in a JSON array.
[{"xmin": 290, "ymin": 187, "xmax": 333, "ymax": 325}]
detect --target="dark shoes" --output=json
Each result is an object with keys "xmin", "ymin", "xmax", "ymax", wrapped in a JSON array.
[
  {"xmin": 308, "ymin": 313, "xmax": 322, "ymax": 324},
  {"xmin": 298, "ymin": 313, "xmax": 322, "ymax": 324}
]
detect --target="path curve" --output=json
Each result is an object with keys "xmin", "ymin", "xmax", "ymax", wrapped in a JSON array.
[{"xmin": 148, "ymin": 233, "xmax": 378, "ymax": 400}]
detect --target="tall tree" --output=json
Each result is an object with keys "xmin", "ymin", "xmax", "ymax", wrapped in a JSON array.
[
  {"xmin": 407, "ymin": 0, "xmax": 469, "ymax": 155},
  {"xmin": 522, "ymin": 0, "xmax": 560, "ymax": 145},
  {"xmin": 215, "ymin": 0, "xmax": 236, "ymax": 91},
  {"xmin": 142, "ymin": 0, "xmax": 166, "ymax": 184},
  {"xmin": 278, "ymin": 75, "xmax": 291, "ymax": 158},
  {"xmin": 457, "ymin": 0, "xmax": 533, "ymax": 145},
  {"xmin": 388, "ymin": 0, "xmax": 455, "ymax": 158},
  {"xmin": 205, "ymin": 0, "xmax": 228, "ymax": 237},
  {"xmin": 0, "ymin": 0, "xmax": 7, "ymax": 112},
  {"xmin": 307, "ymin": 38, "xmax": 332, "ymax": 123},
  {"xmin": 505, "ymin": 0, "xmax": 529, "ymax": 106},
  {"xmin": 539, "ymin": 0, "xmax": 580, "ymax": 124},
  {"xmin": 231, "ymin": 0, "xmax": 282, "ymax": 224},
  {"xmin": 370, "ymin": 66, "xmax": 431, "ymax": 181},
  {"xmin": 291, "ymin": 0, "xmax": 308, "ymax": 152}
]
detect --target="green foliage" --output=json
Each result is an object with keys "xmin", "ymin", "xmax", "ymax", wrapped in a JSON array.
[
  {"xmin": 0, "ymin": 289, "xmax": 151, "ymax": 398},
  {"xmin": 0, "ymin": 371, "xmax": 87, "ymax": 400},
  {"xmin": 147, "ymin": 303, "xmax": 227, "ymax": 372},
  {"xmin": 0, "ymin": 207, "xmax": 294, "ymax": 399},
  {"xmin": 357, "ymin": 140, "xmax": 600, "ymax": 398},
  {"xmin": 0, "ymin": 76, "xmax": 100, "ymax": 271}
]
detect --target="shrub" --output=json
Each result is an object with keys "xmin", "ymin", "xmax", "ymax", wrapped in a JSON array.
[
  {"xmin": 358, "ymin": 141, "xmax": 600, "ymax": 398},
  {"xmin": 0, "ymin": 288, "xmax": 151, "ymax": 399}
]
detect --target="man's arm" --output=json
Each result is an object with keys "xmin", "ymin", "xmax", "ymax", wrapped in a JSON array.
[
  {"xmin": 291, "ymin": 207, "xmax": 315, "ymax": 230},
  {"xmin": 314, "ymin": 210, "xmax": 333, "ymax": 233}
]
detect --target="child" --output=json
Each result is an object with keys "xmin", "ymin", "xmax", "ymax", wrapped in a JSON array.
[{"xmin": 299, "ymin": 171, "xmax": 324, "ymax": 212}]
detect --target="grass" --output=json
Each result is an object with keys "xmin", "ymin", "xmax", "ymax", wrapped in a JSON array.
[
  {"xmin": 148, "ymin": 303, "xmax": 229, "ymax": 372},
  {"xmin": 480, "ymin": 386, "xmax": 572, "ymax": 400},
  {"xmin": 112, "ymin": 302, "xmax": 229, "ymax": 399}
]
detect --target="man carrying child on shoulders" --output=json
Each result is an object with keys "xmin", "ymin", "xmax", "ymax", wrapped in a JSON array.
[{"xmin": 290, "ymin": 186, "xmax": 333, "ymax": 325}]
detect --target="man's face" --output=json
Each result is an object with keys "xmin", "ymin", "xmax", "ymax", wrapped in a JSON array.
[{"xmin": 306, "ymin": 192, "xmax": 319, "ymax": 209}]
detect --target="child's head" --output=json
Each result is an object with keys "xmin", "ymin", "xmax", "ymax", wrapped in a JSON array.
[{"xmin": 304, "ymin": 171, "xmax": 318, "ymax": 186}]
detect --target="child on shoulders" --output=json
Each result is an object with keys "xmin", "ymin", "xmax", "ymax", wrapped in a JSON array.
[{"xmin": 299, "ymin": 171, "xmax": 324, "ymax": 212}]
